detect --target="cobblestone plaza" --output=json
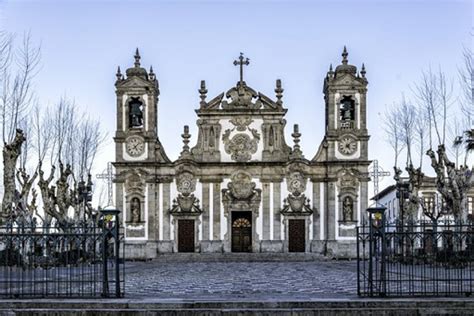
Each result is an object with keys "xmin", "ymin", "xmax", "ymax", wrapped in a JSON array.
[{"xmin": 124, "ymin": 258, "xmax": 357, "ymax": 300}]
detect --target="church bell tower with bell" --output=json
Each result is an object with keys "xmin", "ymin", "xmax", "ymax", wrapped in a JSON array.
[{"xmin": 113, "ymin": 49, "xmax": 170, "ymax": 254}]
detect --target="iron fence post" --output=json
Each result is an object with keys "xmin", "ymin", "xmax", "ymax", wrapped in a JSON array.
[{"xmin": 356, "ymin": 225, "xmax": 360, "ymax": 296}]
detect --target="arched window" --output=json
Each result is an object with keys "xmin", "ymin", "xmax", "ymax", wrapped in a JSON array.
[
  {"xmin": 233, "ymin": 218, "xmax": 251, "ymax": 228},
  {"xmin": 339, "ymin": 96, "xmax": 355, "ymax": 129},
  {"xmin": 129, "ymin": 97, "xmax": 144, "ymax": 128}
]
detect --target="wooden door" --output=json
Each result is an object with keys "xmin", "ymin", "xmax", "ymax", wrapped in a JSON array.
[
  {"xmin": 231, "ymin": 213, "xmax": 252, "ymax": 252},
  {"xmin": 288, "ymin": 219, "xmax": 305, "ymax": 252},
  {"xmin": 178, "ymin": 219, "xmax": 195, "ymax": 252}
]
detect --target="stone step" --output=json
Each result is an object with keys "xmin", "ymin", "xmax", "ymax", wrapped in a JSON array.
[
  {"xmin": 0, "ymin": 299, "xmax": 473, "ymax": 315},
  {"xmin": 152, "ymin": 252, "xmax": 329, "ymax": 262}
]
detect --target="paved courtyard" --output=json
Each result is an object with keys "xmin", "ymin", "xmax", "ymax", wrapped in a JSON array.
[{"xmin": 124, "ymin": 259, "xmax": 359, "ymax": 300}]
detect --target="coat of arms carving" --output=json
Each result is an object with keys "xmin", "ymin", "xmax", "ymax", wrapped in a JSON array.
[
  {"xmin": 222, "ymin": 171, "xmax": 261, "ymax": 212},
  {"xmin": 176, "ymin": 172, "xmax": 196, "ymax": 196},
  {"xmin": 222, "ymin": 122, "xmax": 260, "ymax": 162},
  {"xmin": 287, "ymin": 172, "xmax": 306, "ymax": 196}
]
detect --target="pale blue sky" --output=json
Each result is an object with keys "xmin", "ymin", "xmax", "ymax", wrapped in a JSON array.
[{"xmin": 1, "ymin": 0, "xmax": 472, "ymax": 201}]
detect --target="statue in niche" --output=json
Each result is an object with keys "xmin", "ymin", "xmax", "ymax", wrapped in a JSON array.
[
  {"xmin": 339, "ymin": 96, "xmax": 354, "ymax": 121},
  {"xmin": 130, "ymin": 197, "xmax": 141, "ymax": 222},
  {"xmin": 342, "ymin": 196, "xmax": 353, "ymax": 222},
  {"xmin": 129, "ymin": 97, "xmax": 144, "ymax": 128}
]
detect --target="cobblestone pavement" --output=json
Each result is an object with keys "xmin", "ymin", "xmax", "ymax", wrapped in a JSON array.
[{"xmin": 124, "ymin": 260, "xmax": 359, "ymax": 300}]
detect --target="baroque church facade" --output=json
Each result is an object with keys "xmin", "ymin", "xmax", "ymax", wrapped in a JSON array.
[{"xmin": 113, "ymin": 48, "xmax": 370, "ymax": 259}]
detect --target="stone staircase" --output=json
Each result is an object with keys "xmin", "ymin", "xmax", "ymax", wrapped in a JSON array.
[
  {"xmin": 152, "ymin": 252, "xmax": 329, "ymax": 262},
  {"xmin": 1, "ymin": 299, "xmax": 473, "ymax": 315}
]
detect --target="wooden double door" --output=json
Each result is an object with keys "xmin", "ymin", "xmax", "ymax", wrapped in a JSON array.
[
  {"xmin": 178, "ymin": 219, "xmax": 195, "ymax": 252},
  {"xmin": 288, "ymin": 219, "xmax": 306, "ymax": 252},
  {"xmin": 231, "ymin": 211, "xmax": 252, "ymax": 252}
]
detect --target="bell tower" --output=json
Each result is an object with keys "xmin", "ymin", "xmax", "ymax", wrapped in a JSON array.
[
  {"xmin": 321, "ymin": 46, "xmax": 369, "ymax": 161},
  {"xmin": 311, "ymin": 47, "xmax": 370, "ymax": 257},
  {"xmin": 114, "ymin": 49, "xmax": 168, "ymax": 163}
]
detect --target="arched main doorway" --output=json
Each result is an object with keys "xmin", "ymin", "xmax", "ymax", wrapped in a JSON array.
[{"xmin": 231, "ymin": 211, "xmax": 252, "ymax": 252}]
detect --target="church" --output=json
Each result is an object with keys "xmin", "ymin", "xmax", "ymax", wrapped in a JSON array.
[{"xmin": 113, "ymin": 48, "xmax": 370, "ymax": 259}]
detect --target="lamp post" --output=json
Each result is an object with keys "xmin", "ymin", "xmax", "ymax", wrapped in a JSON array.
[
  {"xmin": 77, "ymin": 174, "xmax": 93, "ymax": 223},
  {"xmin": 395, "ymin": 182, "xmax": 410, "ymax": 226},
  {"xmin": 99, "ymin": 206, "xmax": 121, "ymax": 297},
  {"xmin": 366, "ymin": 205, "xmax": 387, "ymax": 297}
]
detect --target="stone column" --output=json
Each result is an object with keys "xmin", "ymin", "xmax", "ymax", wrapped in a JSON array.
[
  {"xmin": 312, "ymin": 181, "xmax": 320, "ymax": 240},
  {"xmin": 147, "ymin": 183, "xmax": 157, "ymax": 240},
  {"xmin": 262, "ymin": 183, "xmax": 271, "ymax": 240},
  {"xmin": 327, "ymin": 183, "xmax": 336, "ymax": 240},
  {"xmin": 213, "ymin": 182, "xmax": 221, "ymax": 240},
  {"xmin": 163, "ymin": 182, "xmax": 171, "ymax": 240},
  {"xmin": 360, "ymin": 180, "xmax": 368, "ymax": 223},
  {"xmin": 273, "ymin": 182, "xmax": 281, "ymax": 240},
  {"xmin": 202, "ymin": 182, "xmax": 210, "ymax": 240},
  {"xmin": 115, "ymin": 182, "xmax": 124, "ymax": 225}
]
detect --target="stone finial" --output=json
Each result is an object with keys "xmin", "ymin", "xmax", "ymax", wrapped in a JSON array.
[
  {"xmin": 360, "ymin": 63, "xmax": 366, "ymax": 78},
  {"xmin": 199, "ymin": 80, "xmax": 208, "ymax": 107},
  {"xmin": 116, "ymin": 66, "xmax": 122, "ymax": 81},
  {"xmin": 342, "ymin": 46, "xmax": 348, "ymax": 65},
  {"xmin": 290, "ymin": 124, "xmax": 304, "ymax": 159},
  {"xmin": 275, "ymin": 79, "xmax": 283, "ymax": 106},
  {"xmin": 134, "ymin": 48, "xmax": 141, "ymax": 67},
  {"xmin": 180, "ymin": 125, "xmax": 191, "ymax": 159},
  {"xmin": 327, "ymin": 63, "xmax": 334, "ymax": 78},
  {"xmin": 149, "ymin": 66, "xmax": 155, "ymax": 81}
]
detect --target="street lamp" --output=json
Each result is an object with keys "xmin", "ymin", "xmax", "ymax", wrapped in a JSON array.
[
  {"xmin": 366, "ymin": 205, "xmax": 387, "ymax": 297},
  {"xmin": 395, "ymin": 182, "xmax": 410, "ymax": 226},
  {"xmin": 78, "ymin": 174, "xmax": 94, "ymax": 222}
]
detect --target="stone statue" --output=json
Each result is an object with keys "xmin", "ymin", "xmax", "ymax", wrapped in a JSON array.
[
  {"xmin": 343, "ymin": 196, "xmax": 353, "ymax": 222},
  {"xmin": 129, "ymin": 98, "xmax": 143, "ymax": 128},
  {"xmin": 131, "ymin": 197, "xmax": 141, "ymax": 222}
]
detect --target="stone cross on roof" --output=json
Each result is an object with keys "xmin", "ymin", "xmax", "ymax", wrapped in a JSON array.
[
  {"xmin": 369, "ymin": 160, "xmax": 390, "ymax": 201},
  {"xmin": 233, "ymin": 52, "xmax": 250, "ymax": 86},
  {"xmin": 96, "ymin": 162, "xmax": 116, "ymax": 207}
]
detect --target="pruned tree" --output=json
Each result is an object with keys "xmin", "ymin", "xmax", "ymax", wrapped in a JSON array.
[
  {"xmin": 37, "ymin": 162, "xmax": 57, "ymax": 226},
  {"xmin": 427, "ymin": 144, "xmax": 472, "ymax": 222},
  {"xmin": 0, "ymin": 31, "xmax": 40, "ymax": 221},
  {"xmin": 1, "ymin": 129, "xmax": 26, "ymax": 220}
]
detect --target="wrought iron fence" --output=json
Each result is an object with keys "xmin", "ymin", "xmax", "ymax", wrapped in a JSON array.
[
  {"xmin": 357, "ymin": 219, "xmax": 473, "ymax": 297},
  {"xmin": 0, "ymin": 209, "xmax": 124, "ymax": 298}
]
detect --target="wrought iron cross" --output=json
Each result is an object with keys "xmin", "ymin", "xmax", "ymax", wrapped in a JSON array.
[
  {"xmin": 233, "ymin": 52, "xmax": 249, "ymax": 85},
  {"xmin": 369, "ymin": 160, "xmax": 391, "ymax": 200},
  {"xmin": 96, "ymin": 162, "xmax": 116, "ymax": 207}
]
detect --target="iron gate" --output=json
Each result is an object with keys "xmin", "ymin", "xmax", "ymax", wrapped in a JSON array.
[
  {"xmin": 357, "ymin": 219, "xmax": 474, "ymax": 297},
  {"xmin": 0, "ymin": 208, "xmax": 124, "ymax": 298}
]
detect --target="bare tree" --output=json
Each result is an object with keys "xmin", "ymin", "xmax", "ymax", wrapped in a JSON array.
[
  {"xmin": 31, "ymin": 102, "xmax": 53, "ymax": 164},
  {"xmin": 0, "ymin": 32, "xmax": 40, "ymax": 220},
  {"xmin": 413, "ymin": 68, "xmax": 441, "ymax": 149},
  {"xmin": 459, "ymin": 47, "xmax": 473, "ymax": 122},
  {"xmin": 427, "ymin": 145, "xmax": 472, "ymax": 221},
  {"xmin": 1, "ymin": 32, "xmax": 40, "ymax": 143},
  {"xmin": 383, "ymin": 103, "xmax": 406, "ymax": 168},
  {"xmin": 397, "ymin": 96, "xmax": 417, "ymax": 166},
  {"xmin": 32, "ymin": 97, "xmax": 106, "ymax": 225},
  {"xmin": 414, "ymin": 105, "xmax": 427, "ymax": 170}
]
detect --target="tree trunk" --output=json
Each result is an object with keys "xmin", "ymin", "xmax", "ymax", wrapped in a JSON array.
[{"xmin": 1, "ymin": 129, "xmax": 26, "ymax": 221}]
